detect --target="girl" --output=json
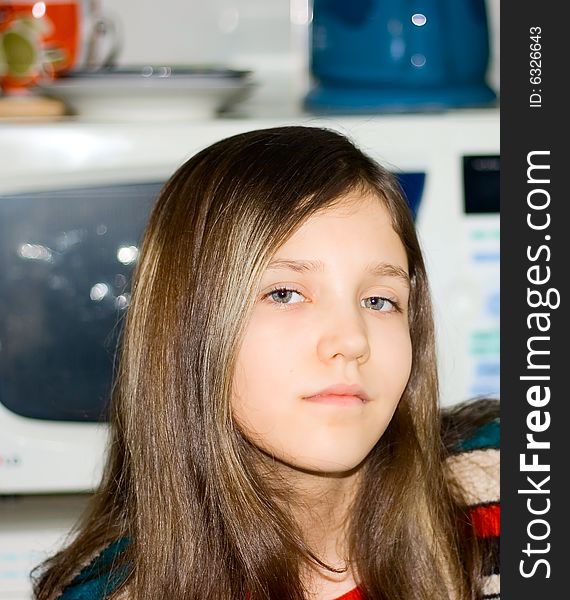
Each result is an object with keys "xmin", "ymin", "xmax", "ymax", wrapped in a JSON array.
[{"xmin": 33, "ymin": 126, "xmax": 499, "ymax": 600}]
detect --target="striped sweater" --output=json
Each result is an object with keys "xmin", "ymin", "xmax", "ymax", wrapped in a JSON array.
[
  {"xmin": 56, "ymin": 420, "xmax": 500, "ymax": 600},
  {"xmin": 447, "ymin": 419, "xmax": 500, "ymax": 599}
]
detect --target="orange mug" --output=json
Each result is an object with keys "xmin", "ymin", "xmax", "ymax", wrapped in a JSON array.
[{"xmin": 0, "ymin": 0, "xmax": 119, "ymax": 92}]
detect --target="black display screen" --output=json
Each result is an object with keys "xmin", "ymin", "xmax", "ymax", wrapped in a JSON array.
[
  {"xmin": 463, "ymin": 155, "xmax": 500, "ymax": 214},
  {"xmin": 0, "ymin": 182, "xmax": 162, "ymax": 422}
]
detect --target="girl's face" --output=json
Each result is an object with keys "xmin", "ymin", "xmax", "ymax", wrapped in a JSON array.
[{"xmin": 232, "ymin": 193, "xmax": 412, "ymax": 474}]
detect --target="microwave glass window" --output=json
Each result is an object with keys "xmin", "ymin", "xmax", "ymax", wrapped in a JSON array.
[
  {"xmin": 0, "ymin": 182, "xmax": 162, "ymax": 422},
  {"xmin": 0, "ymin": 170, "xmax": 425, "ymax": 424}
]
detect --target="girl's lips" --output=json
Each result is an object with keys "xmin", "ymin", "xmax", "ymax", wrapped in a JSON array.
[
  {"xmin": 303, "ymin": 383, "xmax": 371, "ymax": 404},
  {"xmin": 304, "ymin": 393, "xmax": 365, "ymax": 406}
]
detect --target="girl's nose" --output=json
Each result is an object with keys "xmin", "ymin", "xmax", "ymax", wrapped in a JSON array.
[{"xmin": 316, "ymin": 306, "xmax": 370, "ymax": 365}]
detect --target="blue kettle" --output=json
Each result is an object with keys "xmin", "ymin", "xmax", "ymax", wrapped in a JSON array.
[{"xmin": 304, "ymin": 0, "xmax": 497, "ymax": 112}]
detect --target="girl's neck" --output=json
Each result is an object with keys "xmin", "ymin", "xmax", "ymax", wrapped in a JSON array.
[
  {"xmin": 279, "ymin": 465, "xmax": 363, "ymax": 599},
  {"xmin": 303, "ymin": 563, "xmax": 359, "ymax": 600}
]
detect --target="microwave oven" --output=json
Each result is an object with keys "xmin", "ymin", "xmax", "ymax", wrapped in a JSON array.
[{"xmin": 0, "ymin": 112, "xmax": 499, "ymax": 493}]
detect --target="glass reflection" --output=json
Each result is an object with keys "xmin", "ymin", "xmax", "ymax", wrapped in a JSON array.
[
  {"xmin": 117, "ymin": 245, "xmax": 138, "ymax": 265},
  {"xmin": 18, "ymin": 243, "xmax": 53, "ymax": 262}
]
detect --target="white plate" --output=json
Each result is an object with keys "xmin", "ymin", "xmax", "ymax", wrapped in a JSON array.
[{"xmin": 37, "ymin": 66, "xmax": 256, "ymax": 121}]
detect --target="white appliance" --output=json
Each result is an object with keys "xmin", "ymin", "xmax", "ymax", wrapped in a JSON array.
[{"xmin": 0, "ymin": 111, "xmax": 499, "ymax": 496}]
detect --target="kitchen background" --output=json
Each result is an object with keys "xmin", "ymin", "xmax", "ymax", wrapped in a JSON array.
[
  {"xmin": 105, "ymin": 0, "xmax": 500, "ymax": 97},
  {"xmin": 1, "ymin": 1, "xmax": 500, "ymax": 598},
  {"xmin": 100, "ymin": 0, "xmax": 500, "ymax": 117}
]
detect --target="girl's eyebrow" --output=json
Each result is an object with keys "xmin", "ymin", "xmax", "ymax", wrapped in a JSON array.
[{"xmin": 266, "ymin": 259, "xmax": 410, "ymax": 290}]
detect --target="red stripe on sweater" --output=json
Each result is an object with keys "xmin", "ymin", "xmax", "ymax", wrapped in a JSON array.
[
  {"xmin": 470, "ymin": 503, "xmax": 500, "ymax": 538},
  {"xmin": 333, "ymin": 587, "xmax": 362, "ymax": 600},
  {"xmin": 247, "ymin": 586, "xmax": 362, "ymax": 600}
]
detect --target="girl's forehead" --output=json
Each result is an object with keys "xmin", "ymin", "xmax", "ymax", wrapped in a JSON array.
[
  {"xmin": 267, "ymin": 193, "xmax": 408, "ymax": 274},
  {"xmin": 281, "ymin": 193, "xmax": 395, "ymax": 245}
]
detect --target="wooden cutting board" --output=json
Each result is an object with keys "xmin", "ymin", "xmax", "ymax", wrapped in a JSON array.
[{"xmin": 0, "ymin": 95, "xmax": 67, "ymax": 119}]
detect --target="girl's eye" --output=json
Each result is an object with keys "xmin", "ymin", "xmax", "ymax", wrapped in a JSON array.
[
  {"xmin": 263, "ymin": 289, "xmax": 401, "ymax": 312},
  {"xmin": 360, "ymin": 296, "xmax": 400, "ymax": 312},
  {"xmin": 265, "ymin": 287, "xmax": 305, "ymax": 305}
]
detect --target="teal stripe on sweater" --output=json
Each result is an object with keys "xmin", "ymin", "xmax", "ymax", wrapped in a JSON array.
[
  {"xmin": 457, "ymin": 421, "xmax": 500, "ymax": 452},
  {"xmin": 59, "ymin": 538, "xmax": 129, "ymax": 600}
]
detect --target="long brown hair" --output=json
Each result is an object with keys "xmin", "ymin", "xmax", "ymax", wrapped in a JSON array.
[{"xmin": 34, "ymin": 126, "xmax": 484, "ymax": 599}]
